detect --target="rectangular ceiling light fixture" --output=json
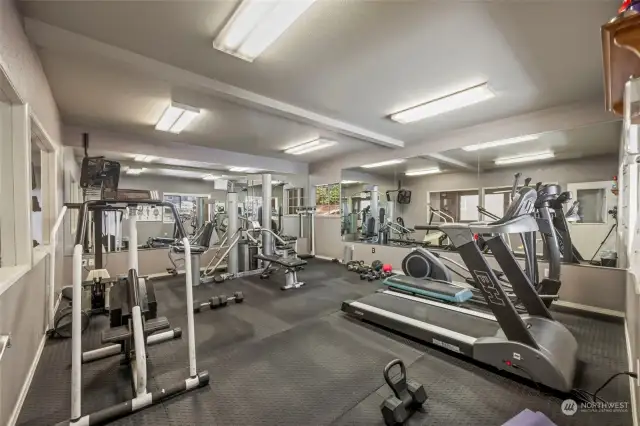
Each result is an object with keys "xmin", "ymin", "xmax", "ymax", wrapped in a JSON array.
[
  {"xmin": 155, "ymin": 102, "xmax": 200, "ymax": 134},
  {"xmin": 405, "ymin": 168, "xmax": 441, "ymax": 176},
  {"xmin": 284, "ymin": 138, "xmax": 336, "ymax": 155},
  {"xmin": 390, "ymin": 83, "xmax": 494, "ymax": 124},
  {"xmin": 229, "ymin": 166, "xmax": 261, "ymax": 173},
  {"xmin": 361, "ymin": 159, "xmax": 406, "ymax": 168},
  {"xmin": 202, "ymin": 174, "xmax": 220, "ymax": 181},
  {"xmin": 462, "ymin": 134, "xmax": 539, "ymax": 152},
  {"xmin": 134, "ymin": 155, "xmax": 157, "ymax": 162},
  {"xmin": 494, "ymin": 151, "xmax": 555, "ymax": 165},
  {"xmin": 126, "ymin": 168, "xmax": 147, "ymax": 176},
  {"xmin": 340, "ymin": 180, "xmax": 360, "ymax": 184},
  {"xmin": 213, "ymin": 0, "xmax": 317, "ymax": 62}
]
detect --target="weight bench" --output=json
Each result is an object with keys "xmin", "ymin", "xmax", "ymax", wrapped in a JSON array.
[{"xmin": 254, "ymin": 253, "xmax": 307, "ymax": 290}]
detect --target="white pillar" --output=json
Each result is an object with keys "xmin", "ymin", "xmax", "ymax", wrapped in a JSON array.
[{"xmin": 262, "ymin": 174, "xmax": 273, "ymax": 255}]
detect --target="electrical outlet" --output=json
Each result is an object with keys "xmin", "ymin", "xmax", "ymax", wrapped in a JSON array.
[
  {"xmin": 88, "ymin": 258, "xmax": 95, "ymax": 267},
  {"xmin": 544, "ymin": 268, "xmax": 549, "ymax": 278}
]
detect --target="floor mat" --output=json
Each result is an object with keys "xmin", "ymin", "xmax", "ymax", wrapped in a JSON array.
[
  {"xmin": 15, "ymin": 259, "xmax": 633, "ymax": 426},
  {"xmin": 155, "ymin": 314, "xmax": 424, "ymax": 426}
]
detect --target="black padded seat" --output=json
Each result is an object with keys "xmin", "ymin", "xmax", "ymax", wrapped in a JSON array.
[
  {"xmin": 254, "ymin": 254, "xmax": 307, "ymax": 268},
  {"xmin": 172, "ymin": 244, "xmax": 208, "ymax": 254}
]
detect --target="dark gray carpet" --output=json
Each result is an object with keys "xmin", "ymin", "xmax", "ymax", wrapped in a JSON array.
[{"xmin": 17, "ymin": 259, "xmax": 633, "ymax": 426}]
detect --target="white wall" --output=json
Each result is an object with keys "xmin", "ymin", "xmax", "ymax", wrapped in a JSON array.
[
  {"xmin": 0, "ymin": 2, "xmax": 60, "ymax": 143},
  {"xmin": 0, "ymin": 3, "xmax": 64, "ymax": 425}
]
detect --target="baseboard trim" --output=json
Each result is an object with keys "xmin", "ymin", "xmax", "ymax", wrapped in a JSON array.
[
  {"xmin": 554, "ymin": 300, "xmax": 625, "ymax": 319},
  {"xmin": 625, "ymin": 318, "xmax": 639, "ymax": 426},
  {"xmin": 8, "ymin": 317, "xmax": 50, "ymax": 426}
]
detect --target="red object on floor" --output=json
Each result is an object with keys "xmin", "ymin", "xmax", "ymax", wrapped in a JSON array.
[{"xmin": 382, "ymin": 264, "xmax": 392, "ymax": 273}]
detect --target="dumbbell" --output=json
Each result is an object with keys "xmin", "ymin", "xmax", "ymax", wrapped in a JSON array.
[
  {"xmin": 210, "ymin": 291, "xmax": 245, "ymax": 308},
  {"xmin": 380, "ymin": 359, "xmax": 427, "ymax": 426},
  {"xmin": 194, "ymin": 291, "xmax": 245, "ymax": 313}
]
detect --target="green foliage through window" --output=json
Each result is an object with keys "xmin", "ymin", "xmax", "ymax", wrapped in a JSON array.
[{"xmin": 316, "ymin": 184, "xmax": 340, "ymax": 206}]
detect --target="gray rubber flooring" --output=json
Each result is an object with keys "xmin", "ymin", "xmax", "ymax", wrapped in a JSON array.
[{"xmin": 17, "ymin": 259, "xmax": 632, "ymax": 425}]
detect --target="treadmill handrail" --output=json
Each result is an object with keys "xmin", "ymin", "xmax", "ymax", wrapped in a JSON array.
[{"xmin": 469, "ymin": 214, "xmax": 539, "ymax": 235}]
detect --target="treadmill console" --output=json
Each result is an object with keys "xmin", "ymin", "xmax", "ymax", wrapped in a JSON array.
[{"xmin": 502, "ymin": 187, "xmax": 536, "ymax": 220}]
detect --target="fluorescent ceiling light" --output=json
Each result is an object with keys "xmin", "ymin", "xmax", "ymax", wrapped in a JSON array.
[
  {"xmin": 340, "ymin": 180, "xmax": 360, "ymax": 184},
  {"xmin": 284, "ymin": 138, "xmax": 336, "ymax": 155},
  {"xmin": 462, "ymin": 135, "xmax": 539, "ymax": 152},
  {"xmin": 126, "ymin": 168, "xmax": 146, "ymax": 176},
  {"xmin": 134, "ymin": 155, "xmax": 156, "ymax": 163},
  {"xmin": 229, "ymin": 166, "xmax": 261, "ymax": 173},
  {"xmin": 155, "ymin": 102, "xmax": 200, "ymax": 134},
  {"xmin": 390, "ymin": 83, "xmax": 494, "ymax": 124},
  {"xmin": 361, "ymin": 159, "xmax": 406, "ymax": 169},
  {"xmin": 202, "ymin": 174, "xmax": 220, "ymax": 181},
  {"xmin": 405, "ymin": 168, "xmax": 441, "ymax": 176},
  {"xmin": 494, "ymin": 151, "xmax": 555, "ymax": 165},
  {"xmin": 213, "ymin": 0, "xmax": 317, "ymax": 62}
]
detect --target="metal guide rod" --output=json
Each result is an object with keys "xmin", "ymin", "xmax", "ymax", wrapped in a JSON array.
[{"xmin": 128, "ymin": 208, "xmax": 138, "ymax": 272}]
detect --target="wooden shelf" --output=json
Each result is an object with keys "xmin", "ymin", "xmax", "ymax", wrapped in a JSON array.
[{"xmin": 602, "ymin": 12, "xmax": 640, "ymax": 115}]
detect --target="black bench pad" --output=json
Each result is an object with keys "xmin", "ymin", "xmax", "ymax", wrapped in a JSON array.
[
  {"xmin": 172, "ymin": 244, "xmax": 208, "ymax": 254},
  {"xmin": 255, "ymin": 254, "xmax": 307, "ymax": 268}
]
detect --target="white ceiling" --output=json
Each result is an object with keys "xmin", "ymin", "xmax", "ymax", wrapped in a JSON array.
[
  {"xmin": 21, "ymin": 1, "xmax": 617, "ymax": 164},
  {"xmin": 37, "ymin": 49, "xmax": 371, "ymax": 161},
  {"xmin": 73, "ymin": 147, "xmax": 298, "ymax": 184}
]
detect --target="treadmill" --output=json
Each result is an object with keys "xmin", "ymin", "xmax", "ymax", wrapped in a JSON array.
[{"xmin": 342, "ymin": 187, "xmax": 578, "ymax": 392}]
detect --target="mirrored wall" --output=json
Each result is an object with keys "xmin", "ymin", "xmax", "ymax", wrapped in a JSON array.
[
  {"xmin": 341, "ymin": 120, "xmax": 622, "ymax": 265},
  {"xmin": 94, "ymin": 173, "xmax": 305, "ymax": 253}
]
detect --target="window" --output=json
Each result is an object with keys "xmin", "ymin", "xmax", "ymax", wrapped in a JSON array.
[
  {"xmin": 459, "ymin": 194, "xmax": 479, "ymax": 221},
  {"xmin": 163, "ymin": 193, "xmax": 198, "ymax": 223},
  {"xmin": 428, "ymin": 189, "xmax": 480, "ymax": 222},
  {"xmin": 315, "ymin": 183, "xmax": 340, "ymax": 215},
  {"xmin": 31, "ymin": 135, "xmax": 43, "ymax": 248},
  {"xmin": 484, "ymin": 193, "xmax": 506, "ymax": 219},
  {"xmin": 575, "ymin": 188, "xmax": 606, "ymax": 224},
  {"xmin": 286, "ymin": 188, "xmax": 304, "ymax": 215}
]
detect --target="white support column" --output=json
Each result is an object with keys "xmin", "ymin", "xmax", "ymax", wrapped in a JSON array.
[{"xmin": 262, "ymin": 173, "xmax": 273, "ymax": 255}]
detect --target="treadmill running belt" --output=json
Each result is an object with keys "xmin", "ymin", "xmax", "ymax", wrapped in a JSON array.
[{"xmin": 347, "ymin": 292, "xmax": 501, "ymax": 339}]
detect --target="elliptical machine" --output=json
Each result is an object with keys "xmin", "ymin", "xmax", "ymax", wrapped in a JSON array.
[
  {"xmin": 57, "ymin": 154, "xmax": 209, "ymax": 426},
  {"xmin": 402, "ymin": 180, "xmax": 563, "ymax": 308}
]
